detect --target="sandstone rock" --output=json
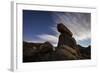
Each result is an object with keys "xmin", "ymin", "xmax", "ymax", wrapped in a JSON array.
[
  {"xmin": 23, "ymin": 42, "xmax": 37, "ymax": 57},
  {"xmin": 57, "ymin": 23, "xmax": 81, "ymax": 59},
  {"xmin": 60, "ymin": 45, "xmax": 78, "ymax": 56},
  {"xmin": 78, "ymin": 45, "xmax": 91, "ymax": 59},
  {"xmin": 39, "ymin": 41, "xmax": 54, "ymax": 54},
  {"xmin": 23, "ymin": 22, "xmax": 90, "ymax": 62},
  {"xmin": 23, "ymin": 41, "xmax": 55, "ymax": 62},
  {"xmin": 57, "ymin": 23, "xmax": 73, "ymax": 37},
  {"xmin": 57, "ymin": 33, "xmax": 76, "ymax": 49},
  {"xmin": 55, "ymin": 45, "xmax": 78, "ymax": 60}
]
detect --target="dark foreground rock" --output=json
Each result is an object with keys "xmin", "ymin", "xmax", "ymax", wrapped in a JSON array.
[
  {"xmin": 23, "ymin": 23, "xmax": 91, "ymax": 62},
  {"xmin": 23, "ymin": 41, "xmax": 55, "ymax": 62},
  {"xmin": 77, "ymin": 45, "xmax": 91, "ymax": 59}
]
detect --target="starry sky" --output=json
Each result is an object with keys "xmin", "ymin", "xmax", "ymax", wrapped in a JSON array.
[{"xmin": 23, "ymin": 10, "xmax": 91, "ymax": 47}]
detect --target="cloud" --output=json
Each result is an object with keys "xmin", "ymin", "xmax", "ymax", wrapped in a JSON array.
[
  {"xmin": 37, "ymin": 34, "xmax": 58, "ymax": 46},
  {"xmin": 51, "ymin": 12, "xmax": 91, "ymax": 47},
  {"xmin": 28, "ymin": 12, "xmax": 91, "ymax": 47},
  {"xmin": 30, "ymin": 34, "xmax": 58, "ymax": 46}
]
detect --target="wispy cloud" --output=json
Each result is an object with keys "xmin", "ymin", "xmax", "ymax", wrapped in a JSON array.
[
  {"xmin": 51, "ymin": 12, "xmax": 91, "ymax": 47},
  {"xmin": 28, "ymin": 12, "xmax": 91, "ymax": 47},
  {"xmin": 37, "ymin": 34, "xmax": 58, "ymax": 46},
  {"xmin": 30, "ymin": 34, "xmax": 58, "ymax": 46}
]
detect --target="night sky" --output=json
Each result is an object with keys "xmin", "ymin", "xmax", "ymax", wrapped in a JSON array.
[{"xmin": 23, "ymin": 10, "xmax": 91, "ymax": 47}]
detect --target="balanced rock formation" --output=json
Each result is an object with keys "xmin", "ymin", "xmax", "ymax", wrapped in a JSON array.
[
  {"xmin": 57, "ymin": 23, "xmax": 81, "ymax": 59},
  {"xmin": 57, "ymin": 23, "xmax": 76, "ymax": 48},
  {"xmin": 23, "ymin": 23, "xmax": 91, "ymax": 62}
]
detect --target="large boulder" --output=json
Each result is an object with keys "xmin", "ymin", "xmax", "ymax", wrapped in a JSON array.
[
  {"xmin": 57, "ymin": 23, "xmax": 81, "ymax": 59},
  {"xmin": 55, "ymin": 45, "xmax": 79, "ymax": 60},
  {"xmin": 57, "ymin": 33, "xmax": 76, "ymax": 49},
  {"xmin": 57, "ymin": 23, "xmax": 73, "ymax": 37},
  {"xmin": 39, "ymin": 41, "xmax": 54, "ymax": 54}
]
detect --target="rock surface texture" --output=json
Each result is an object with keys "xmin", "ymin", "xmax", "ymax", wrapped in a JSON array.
[
  {"xmin": 57, "ymin": 23, "xmax": 81, "ymax": 60},
  {"xmin": 23, "ymin": 23, "xmax": 91, "ymax": 62}
]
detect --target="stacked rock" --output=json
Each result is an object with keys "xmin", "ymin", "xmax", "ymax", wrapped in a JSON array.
[
  {"xmin": 56, "ymin": 23, "xmax": 81, "ymax": 60},
  {"xmin": 57, "ymin": 23, "xmax": 76, "ymax": 49},
  {"xmin": 23, "ymin": 23, "xmax": 85, "ymax": 62}
]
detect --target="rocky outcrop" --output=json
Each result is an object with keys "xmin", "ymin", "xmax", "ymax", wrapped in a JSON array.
[
  {"xmin": 57, "ymin": 23, "xmax": 73, "ymax": 37},
  {"xmin": 55, "ymin": 45, "xmax": 79, "ymax": 60},
  {"xmin": 23, "ymin": 42, "xmax": 42, "ymax": 57},
  {"xmin": 57, "ymin": 33, "xmax": 76, "ymax": 49},
  {"xmin": 57, "ymin": 23, "xmax": 81, "ymax": 59},
  {"xmin": 23, "ymin": 23, "xmax": 91, "ymax": 62},
  {"xmin": 39, "ymin": 41, "xmax": 54, "ymax": 54},
  {"xmin": 78, "ymin": 45, "xmax": 91, "ymax": 59},
  {"xmin": 23, "ymin": 41, "xmax": 54, "ymax": 62}
]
